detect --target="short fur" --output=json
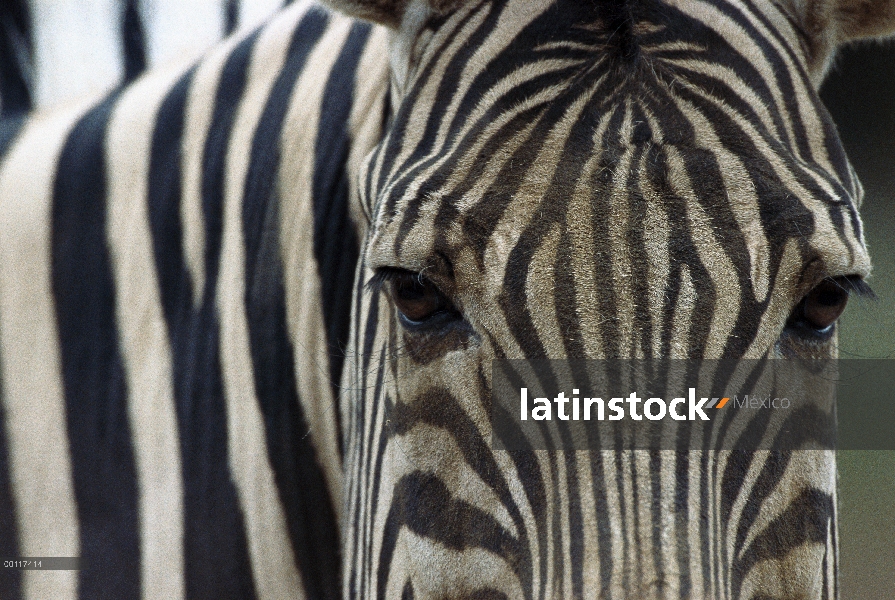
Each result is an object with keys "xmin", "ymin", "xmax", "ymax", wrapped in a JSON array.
[{"xmin": 2, "ymin": 0, "xmax": 895, "ymax": 598}]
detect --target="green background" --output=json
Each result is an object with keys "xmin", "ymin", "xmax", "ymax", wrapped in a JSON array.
[{"xmin": 820, "ymin": 41, "xmax": 895, "ymax": 599}]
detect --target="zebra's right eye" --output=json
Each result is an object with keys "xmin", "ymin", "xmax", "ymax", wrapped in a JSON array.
[{"xmin": 369, "ymin": 268, "xmax": 456, "ymax": 326}]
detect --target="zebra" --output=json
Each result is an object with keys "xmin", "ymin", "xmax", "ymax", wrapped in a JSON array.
[
  {"xmin": 0, "ymin": 0, "xmax": 291, "ymax": 116},
  {"xmin": 0, "ymin": 0, "xmax": 891, "ymax": 598},
  {"xmin": 1, "ymin": 3, "xmax": 387, "ymax": 597}
]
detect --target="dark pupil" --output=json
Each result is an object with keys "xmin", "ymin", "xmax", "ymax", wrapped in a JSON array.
[
  {"xmin": 392, "ymin": 275, "xmax": 441, "ymax": 321},
  {"xmin": 813, "ymin": 288, "xmax": 846, "ymax": 307},
  {"xmin": 801, "ymin": 281, "xmax": 849, "ymax": 329},
  {"xmin": 396, "ymin": 278, "xmax": 428, "ymax": 301}
]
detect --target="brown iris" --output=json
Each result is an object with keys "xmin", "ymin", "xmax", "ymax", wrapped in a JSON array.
[
  {"xmin": 389, "ymin": 271, "xmax": 447, "ymax": 323},
  {"xmin": 799, "ymin": 279, "xmax": 850, "ymax": 331}
]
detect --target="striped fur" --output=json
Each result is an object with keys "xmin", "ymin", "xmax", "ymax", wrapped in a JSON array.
[
  {"xmin": 0, "ymin": 2, "xmax": 389, "ymax": 597},
  {"xmin": 1, "ymin": 0, "xmax": 893, "ymax": 598},
  {"xmin": 341, "ymin": 0, "xmax": 889, "ymax": 598}
]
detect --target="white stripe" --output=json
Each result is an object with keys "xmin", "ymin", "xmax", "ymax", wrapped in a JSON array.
[
  {"xmin": 277, "ymin": 8, "xmax": 359, "ymax": 524},
  {"xmin": 0, "ymin": 101, "xmax": 92, "ymax": 600},
  {"xmin": 105, "ymin": 61, "xmax": 192, "ymax": 600},
  {"xmin": 217, "ymin": 4, "xmax": 314, "ymax": 597}
]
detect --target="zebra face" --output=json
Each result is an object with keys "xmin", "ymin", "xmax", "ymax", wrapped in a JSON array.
[
  {"xmin": 359, "ymin": 0, "xmax": 870, "ymax": 363},
  {"xmin": 340, "ymin": 0, "xmax": 887, "ymax": 597}
]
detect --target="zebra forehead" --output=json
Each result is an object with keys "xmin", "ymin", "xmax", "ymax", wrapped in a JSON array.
[
  {"xmin": 378, "ymin": 0, "xmax": 851, "ymax": 181},
  {"xmin": 369, "ymin": 90, "xmax": 859, "ymax": 258},
  {"xmin": 371, "ymin": 136, "xmax": 856, "ymax": 256},
  {"xmin": 394, "ymin": 0, "xmax": 809, "ymax": 74},
  {"xmin": 365, "ymin": 0, "xmax": 865, "ymax": 274}
]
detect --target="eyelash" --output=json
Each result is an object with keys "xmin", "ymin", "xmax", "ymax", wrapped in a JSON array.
[
  {"xmin": 365, "ymin": 267, "xmax": 420, "ymax": 294},
  {"xmin": 826, "ymin": 275, "xmax": 875, "ymax": 299}
]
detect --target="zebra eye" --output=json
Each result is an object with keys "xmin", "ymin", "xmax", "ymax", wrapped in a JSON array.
[
  {"xmin": 391, "ymin": 273, "xmax": 446, "ymax": 323},
  {"xmin": 379, "ymin": 269, "xmax": 450, "ymax": 324},
  {"xmin": 800, "ymin": 280, "xmax": 849, "ymax": 331},
  {"xmin": 790, "ymin": 277, "xmax": 871, "ymax": 335}
]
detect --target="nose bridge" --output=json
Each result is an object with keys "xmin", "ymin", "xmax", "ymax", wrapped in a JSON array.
[{"xmin": 474, "ymin": 144, "xmax": 782, "ymax": 362}]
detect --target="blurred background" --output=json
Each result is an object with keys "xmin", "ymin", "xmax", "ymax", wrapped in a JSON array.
[{"xmin": 821, "ymin": 41, "xmax": 895, "ymax": 599}]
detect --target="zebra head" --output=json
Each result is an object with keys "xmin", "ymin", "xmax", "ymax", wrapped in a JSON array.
[{"xmin": 330, "ymin": 0, "xmax": 894, "ymax": 597}]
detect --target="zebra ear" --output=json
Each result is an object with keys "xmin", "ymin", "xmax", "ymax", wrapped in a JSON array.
[
  {"xmin": 826, "ymin": 0, "xmax": 895, "ymax": 41},
  {"xmin": 322, "ymin": 0, "xmax": 462, "ymax": 28},
  {"xmin": 784, "ymin": 0, "xmax": 895, "ymax": 79}
]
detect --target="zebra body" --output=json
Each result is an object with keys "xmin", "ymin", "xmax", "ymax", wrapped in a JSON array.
[
  {"xmin": 1, "ymin": 3, "xmax": 388, "ymax": 597},
  {"xmin": 1, "ymin": 0, "xmax": 893, "ymax": 598}
]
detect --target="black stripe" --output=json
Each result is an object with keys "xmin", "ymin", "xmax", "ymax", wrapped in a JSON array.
[
  {"xmin": 0, "ymin": 113, "xmax": 27, "ymax": 159},
  {"xmin": 401, "ymin": 580, "xmax": 415, "ymax": 600},
  {"xmin": 240, "ymin": 8, "xmax": 340, "ymax": 599},
  {"xmin": 226, "ymin": 0, "xmax": 239, "ymax": 35},
  {"xmin": 313, "ymin": 22, "xmax": 370, "ymax": 421},
  {"xmin": 468, "ymin": 590, "xmax": 510, "ymax": 600},
  {"xmin": 51, "ymin": 93, "xmax": 140, "ymax": 599},
  {"xmin": 145, "ymin": 41, "xmax": 258, "ymax": 599},
  {"xmin": 648, "ymin": 449, "xmax": 664, "ymax": 593},
  {"xmin": 672, "ymin": 452, "xmax": 692, "ymax": 598},
  {"xmin": 0, "ymin": 0, "xmax": 32, "ymax": 116},
  {"xmin": 122, "ymin": 0, "xmax": 147, "ymax": 84},
  {"xmin": 698, "ymin": 437, "xmax": 713, "ymax": 597}
]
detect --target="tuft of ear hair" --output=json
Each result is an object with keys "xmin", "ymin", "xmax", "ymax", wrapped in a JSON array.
[
  {"xmin": 322, "ymin": 0, "xmax": 464, "ymax": 28},
  {"xmin": 784, "ymin": 0, "xmax": 895, "ymax": 79},
  {"xmin": 829, "ymin": 0, "xmax": 895, "ymax": 40}
]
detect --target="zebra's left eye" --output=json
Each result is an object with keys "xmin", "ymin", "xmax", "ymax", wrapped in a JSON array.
[
  {"xmin": 788, "ymin": 276, "xmax": 873, "ymax": 336},
  {"xmin": 800, "ymin": 280, "xmax": 849, "ymax": 330}
]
